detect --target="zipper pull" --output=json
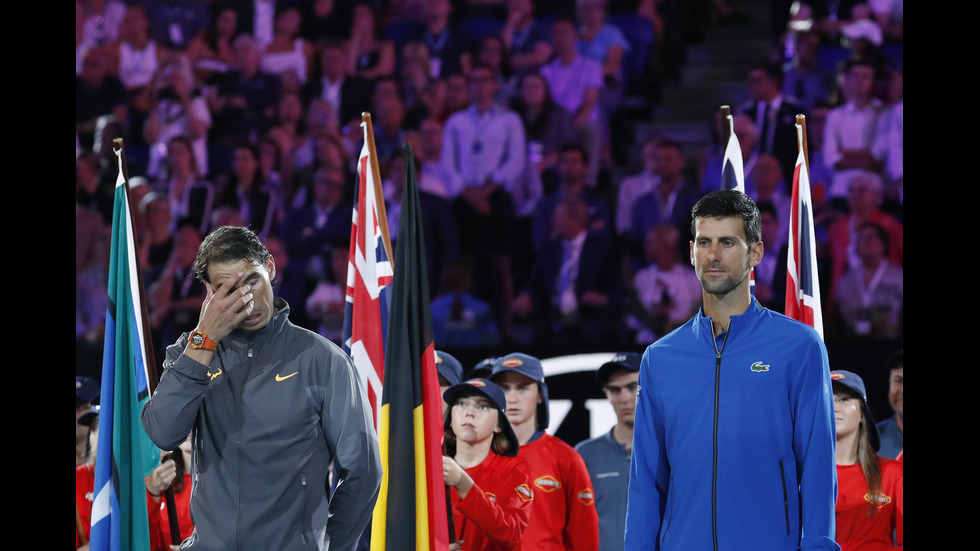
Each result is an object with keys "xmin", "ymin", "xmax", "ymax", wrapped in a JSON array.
[{"xmin": 247, "ymin": 342, "xmax": 253, "ymax": 358}]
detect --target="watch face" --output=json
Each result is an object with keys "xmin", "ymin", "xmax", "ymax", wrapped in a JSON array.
[{"xmin": 191, "ymin": 333, "xmax": 204, "ymax": 347}]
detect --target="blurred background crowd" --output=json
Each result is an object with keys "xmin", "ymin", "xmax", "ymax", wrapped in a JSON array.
[{"xmin": 76, "ymin": 0, "xmax": 903, "ymax": 381}]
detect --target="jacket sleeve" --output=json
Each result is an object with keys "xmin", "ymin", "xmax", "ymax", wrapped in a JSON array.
[
  {"xmin": 141, "ymin": 336, "xmax": 211, "ymax": 451},
  {"xmin": 793, "ymin": 335, "xmax": 841, "ymax": 551},
  {"xmin": 625, "ymin": 350, "xmax": 666, "ymax": 551},
  {"xmin": 321, "ymin": 350, "xmax": 382, "ymax": 551},
  {"xmin": 563, "ymin": 448, "xmax": 600, "ymax": 551},
  {"xmin": 456, "ymin": 465, "xmax": 531, "ymax": 549}
]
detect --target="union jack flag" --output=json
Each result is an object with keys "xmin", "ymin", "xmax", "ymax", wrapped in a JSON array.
[
  {"xmin": 785, "ymin": 124, "xmax": 824, "ymax": 339},
  {"xmin": 342, "ymin": 122, "xmax": 394, "ymax": 434}
]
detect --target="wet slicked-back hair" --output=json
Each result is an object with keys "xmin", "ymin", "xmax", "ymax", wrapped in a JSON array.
[
  {"xmin": 690, "ymin": 190, "xmax": 762, "ymax": 244},
  {"xmin": 194, "ymin": 226, "xmax": 271, "ymax": 283}
]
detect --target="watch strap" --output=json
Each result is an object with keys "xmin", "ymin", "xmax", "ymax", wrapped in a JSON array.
[{"xmin": 190, "ymin": 330, "xmax": 219, "ymax": 351}]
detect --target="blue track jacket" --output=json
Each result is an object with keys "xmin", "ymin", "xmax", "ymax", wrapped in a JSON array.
[{"xmin": 625, "ymin": 299, "xmax": 839, "ymax": 550}]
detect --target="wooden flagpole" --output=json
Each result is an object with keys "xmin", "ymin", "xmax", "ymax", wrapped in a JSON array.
[
  {"xmin": 796, "ymin": 114, "xmax": 809, "ymax": 171},
  {"xmin": 112, "ymin": 138, "xmax": 182, "ymax": 546},
  {"xmin": 362, "ymin": 112, "xmax": 395, "ymax": 267},
  {"xmin": 720, "ymin": 105, "xmax": 732, "ymax": 145}
]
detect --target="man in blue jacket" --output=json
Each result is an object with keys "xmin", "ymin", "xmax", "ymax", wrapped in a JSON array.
[{"xmin": 625, "ymin": 190, "xmax": 839, "ymax": 550}]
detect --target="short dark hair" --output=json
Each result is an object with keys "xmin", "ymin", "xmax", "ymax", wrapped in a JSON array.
[
  {"xmin": 690, "ymin": 190, "xmax": 762, "ymax": 244},
  {"xmin": 885, "ymin": 349, "xmax": 903, "ymax": 371},
  {"xmin": 194, "ymin": 226, "xmax": 271, "ymax": 283}
]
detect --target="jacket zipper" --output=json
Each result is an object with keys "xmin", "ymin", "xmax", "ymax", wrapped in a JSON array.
[
  {"xmin": 237, "ymin": 339, "xmax": 255, "ymax": 551},
  {"xmin": 779, "ymin": 460, "xmax": 790, "ymax": 535},
  {"xmin": 710, "ymin": 323, "xmax": 731, "ymax": 551}
]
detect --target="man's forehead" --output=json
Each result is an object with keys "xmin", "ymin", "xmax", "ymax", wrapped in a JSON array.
[
  {"xmin": 209, "ymin": 259, "xmax": 264, "ymax": 283},
  {"xmin": 606, "ymin": 370, "xmax": 639, "ymax": 385},
  {"xmin": 694, "ymin": 216, "xmax": 745, "ymax": 238}
]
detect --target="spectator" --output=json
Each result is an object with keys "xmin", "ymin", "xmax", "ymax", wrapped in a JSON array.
[
  {"xmin": 430, "ymin": 258, "xmax": 502, "ymax": 348},
  {"xmin": 737, "ymin": 60, "xmax": 806, "ymax": 194},
  {"xmin": 629, "ymin": 138, "xmax": 701, "ymax": 260},
  {"xmin": 279, "ymin": 163, "xmax": 352, "ymax": 311},
  {"xmin": 76, "ymin": 46, "xmax": 128, "ymax": 151},
  {"xmin": 488, "ymin": 353, "xmax": 600, "ymax": 551},
  {"xmin": 409, "ymin": 0, "xmax": 473, "ymax": 79},
  {"xmin": 822, "ymin": 58, "xmax": 882, "ymax": 203},
  {"xmin": 304, "ymin": 246, "xmax": 350, "ymax": 344},
  {"xmin": 754, "ymin": 199, "xmax": 791, "ymax": 313},
  {"xmin": 145, "ymin": 0, "xmax": 210, "ymax": 53},
  {"xmin": 207, "ymin": 34, "xmax": 282, "ymax": 147},
  {"xmin": 303, "ymin": 39, "xmax": 372, "ymax": 133},
  {"xmin": 185, "ymin": 1, "xmax": 242, "ymax": 82},
  {"xmin": 347, "ymin": 2, "xmax": 395, "ymax": 81},
  {"xmin": 383, "ymin": 151, "xmax": 459, "ymax": 297},
  {"xmin": 260, "ymin": 6, "xmax": 315, "ymax": 92},
  {"xmin": 440, "ymin": 64, "xmax": 526, "ymax": 339},
  {"xmin": 833, "ymin": 222, "xmax": 903, "ymax": 339},
  {"xmin": 574, "ymin": 353, "xmax": 641, "ymax": 551},
  {"xmin": 531, "ymin": 144, "xmax": 613, "ymax": 253},
  {"xmin": 748, "ymin": 153, "xmax": 792, "ymax": 242},
  {"xmin": 107, "ymin": 2, "xmax": 161, "ymax": 125},
  {"xmin": 78, "ymin": 0, "xmax": 127, "ymax": 47},
  {"xmin": 510, "ymin": 71, "xmax": 577, "ymax": 198},
  {"xmin": 398, "ymin": 40, "xmax": 447, "ymax": 125},
  {"xmin": 143, "ymin": 59, "xmax": 213, "ymax": 181},
  {"xmin": 782, "ymin": 29, "xmax": 833, "ymax": 113},
  {"xmin": 616, "ymin": 136, "xmax": 660, "ymax": 240},
  {"xmin": 213, "ymin": 142, "xmax": 282, "ymax": 239},
  {"xmin": 830, "ymin": 370, "xmax": 903, "ymax": 550},
  {"xmin": 875, "ymin": 350, "xmax": 903, "ymax": 459},
  {"xmin": 501, "ymin": 0, "xmax": 554, "ymax": 78},
  {"xmin": 700, "ymin": 112, "xmax": 759, "ymax": 195},
  {"xmin": 625, "ymin": 223, "xmax": 702, "ymax": 344},
  {"xmin": 475, "ymin": 33, "xmax": 517, "ymax": 104},
  {"xmin": 872, "ymin": 68, "xmax": 902, "ymax": 218},
  {"xmin": 575, "ymin": 0, "xmax": 629, "ymax": 86},
  {"xmin": 514, "ymin": 196, "xmax": 623, "ymax": 347},
  {"xmin": 826, "ymin": 171, "xmax": 902, "ymax": 307},
  {"xmin": 541, "ymin": 17, "xmax": 605, "ymax": 188}
]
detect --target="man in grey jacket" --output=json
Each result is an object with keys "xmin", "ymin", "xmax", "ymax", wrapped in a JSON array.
[{"xmin": 142, "ymin": 225, "xmax": 381, "ymax": 551}]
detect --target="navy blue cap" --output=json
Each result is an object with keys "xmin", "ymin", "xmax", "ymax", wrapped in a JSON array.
[
  {"xmin": 489, "ymin": 352, "xmax": 549, "ymax": 430},
  {"xmin": 435, "ymin": 350, "xmax": 464, "ymax": 386},
  {"xmin": 597, "ymin": 352, "xmax": 642, "ymax": 384},
  {"xmin": 830, "ymin": 370, "xmax": 881, "ymax": 452},
  {"xmin": 443, "ymin": 378, "xmax": 520, "ymax": 457},
  {"xmin": 468, "ymin": 357, "xmax": 496, "ymax": 380},
  {"xmin": 76, "ymin": 376, "xmax": 99, "ymax": 403},
  {"xmin": 78, "ymin": 404, "xmax": 100, "ymax": 427}
]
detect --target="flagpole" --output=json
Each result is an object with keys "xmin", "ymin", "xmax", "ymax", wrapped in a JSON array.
[
  {"xmin": 720, "ymin": 105, "xmax": 732, "ymax": 145},
  {"xmin": 112, "ymin": 138, "xmax": 182, "ymax": 547},
  {"xmin": 796, "ymin": 114, "xmax": 809, "ymax": 171},
  {"xmin": 362, "ymin": 112, "xmax": 395, "ymax": 267}
]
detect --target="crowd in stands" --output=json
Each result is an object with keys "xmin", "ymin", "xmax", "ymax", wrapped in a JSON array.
[{"xmin": 77, "ymin": 0, "xmax": 903, "ymax": 371}]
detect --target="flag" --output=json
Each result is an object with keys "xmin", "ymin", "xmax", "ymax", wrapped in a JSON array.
[
  {"xmin": 342, "ymin": 121, "xmax": 394, "ymax": 434},
  {"xmin": 371, "ymin": 144, "xmax": 451, "ymax": 551},
  {"xmin": 721, "ymin": 113, "xmax": 745, "ymax": 192},
  {"xmin": 785, "ymin": 124, "xmax": 824, "ymax": 339},
  {"xmin": 90, "ymin": 147, "xmax": 162, "ymax": 551}
]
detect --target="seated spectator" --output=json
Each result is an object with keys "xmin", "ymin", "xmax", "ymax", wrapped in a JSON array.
[
  {"xmin": 260, "ymin": 6, "xmax": 315, "ymax": 92},
  {"xmin": 630, "ymin": 138, "xmax": 701, "ymax": 261},
  {"xmin": 213, "ymin": 142, "xmax": 282, "ymax": 238},
  {"xmin": 781, "ymin": 29, "xmax": 833, "ymax": 113},
  {"xmin": 826, "ymin": 171, "xmax": 902, "ymax": 307},
  {"xmin": 143, "ymin": 59, "xmax": 212, "ymax": 181},
  {"xmin": 575, "ymin": 0, "xmax": 629, "ymax": 86},
  {"xmin": 347, "ymin": 2, "xmax": 396, "ymax": 81},
  {"xmin": 409, "ymin": 0, "xmax": 474, "ymax": 79},
  {"xmin": 822, "ymin": 58, "xmax": 883, "ymax": 203},
  {"xmin": 501, "ymin": 0, "xmax": 554, "ymax": 79},
  {"xmin": 625, "ymin": 223, "xmax": 702, "ymax": 344},
  {"xmin": 513, "ymin": 196, "xmax": 624, "ymax": 346},
  {"xmin": 206, "ymin": 34, "xmax": 282, "ymax": 147},
  {"xmin": 509, "ymin": 71, "xmax": 577, "ymax": 196},
  {"xmin": 76, "ymin": 46, "xmax": 128, "ymax": 150},
  {"xmin": 541, "ymin": 17, "xmax": 605, "ymax": 188},
  {"xmin": 833, "ymin": 222, "xmax": 903, "ymax": 339},
  {"xmin": 184, "ymin": 2, "xmax": 242, "ymax": 82},
  {"xmin": 430, "ymin": 258, "xmax": 502, "ymax": 348}
]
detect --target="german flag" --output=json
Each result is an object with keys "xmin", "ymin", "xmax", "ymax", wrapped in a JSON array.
[{"xmin": 371, "ymin": 144, "xmax": 451, "ymax": 551}]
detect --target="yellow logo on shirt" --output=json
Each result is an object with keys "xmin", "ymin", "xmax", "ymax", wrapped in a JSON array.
[
  {"xmin": 865, "ymin": 492, "xmax": 892, "ymax": 508},
  {"xmin": 535, "ymin": 475, "xmax": 561, "ymax": 492},
  {"xmin": 207, "ymin": 368, "xmax": 222, "ymax": 381}
]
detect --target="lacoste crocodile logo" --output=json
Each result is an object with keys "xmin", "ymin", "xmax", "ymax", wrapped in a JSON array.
[
  {"xmin": 750, "ymin": 361, "xmax": 770, "ymax": 373},
  {"xmin": 207, "ymin": 368, "xmax": 222, "ymax": 381},
  {"xmin": 276, "ymin": 371, "xmax": 299, "ymax": 381}
]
